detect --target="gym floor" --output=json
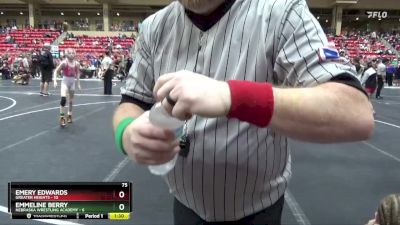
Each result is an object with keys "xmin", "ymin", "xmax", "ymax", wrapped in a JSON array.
[{"xmin": 0, "ymin": 79, "xmax": 399, "ymax": 225}]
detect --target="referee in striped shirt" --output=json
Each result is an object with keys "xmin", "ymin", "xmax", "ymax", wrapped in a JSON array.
[{"xmin": 113, "ymin": 0, "xmax": 375, "ymax": 224}]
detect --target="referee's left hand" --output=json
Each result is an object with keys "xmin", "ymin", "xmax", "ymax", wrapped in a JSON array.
[{"xmin": 154, "ymin": 70, "xmax": 231, "ymax": 120}]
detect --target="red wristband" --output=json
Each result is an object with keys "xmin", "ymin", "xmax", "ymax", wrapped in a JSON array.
[{"xmin": 227, "ymin": 80, "xmax": 274, "ymax": 127}]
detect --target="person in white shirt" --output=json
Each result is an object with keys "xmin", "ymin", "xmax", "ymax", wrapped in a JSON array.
[
  {"xmin": 22, "ymin": 55, "xmax": 29, "ymax": 71},
  {"xmin": 371, "ymin": 31, "xmax": 377, "ymax": 39},
  {"xmin": 101, "ymin": 51, "xmax": 113, "ymax": 95},
  {"xmin": 376, "ymin": 59, "xmax": 387, "ymax": 99}
]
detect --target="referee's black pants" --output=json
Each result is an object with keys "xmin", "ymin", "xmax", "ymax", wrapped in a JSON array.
[
  {"xmin": 104, "ymin": 69, "xmax": 113, "ymax": 95},
  {"xmin": 174, "ymin": 195, "xmax": 284, "ymax": 225},
  {"xmin": 376, "ymin": 76, "xmax": 384, "ymax": 98}
]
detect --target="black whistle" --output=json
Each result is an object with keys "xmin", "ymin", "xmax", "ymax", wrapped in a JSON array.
[{"xmin": 179, "ymin": 136, "xmax": 190, "ymax": 158}]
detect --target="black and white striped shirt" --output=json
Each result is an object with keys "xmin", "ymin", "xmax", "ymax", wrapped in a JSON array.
[{"xmin": 121, "ymin": 0, "xmax": 358, "ymax": 221}]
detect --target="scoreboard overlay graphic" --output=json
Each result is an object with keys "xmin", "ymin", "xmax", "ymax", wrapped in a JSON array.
[{"xmin": 8, "ymin": 182, "xmax": 132, "ymax": 220}]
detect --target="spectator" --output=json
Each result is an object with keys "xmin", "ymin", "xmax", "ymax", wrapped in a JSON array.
[
  {"xmin": 376, "ymin": 59, "xmax": 387, "ymax": 99},
  {"xmin": 12, "ymin": 55, "xmax": 23, "ymax": 74},
  {"xmin": 353, "ymin": 57, "xmax": 364, "ymax": 80},
  {"xmin": 31, "ymin": 52, "xmax": 40, "ymax": 78},
  {"xmin": 361, "ymin": 62, "xmax": 378, "ymax": 113},
  {"xmin": 386, "ymin": 61, "xmax": 396, "ymax": 87},
  {"xmin": 13, "ymin": 65, "xmax": 30, "ymax": 85},
  {"xmin": 367, "ymin": 194, "xmax": 400, "ymax": 225},
  {"xmin": 39, "ymin": 43, "xmax": 55, "ymax": 96},
  {"xmin": 95, "ymin": 56, "xmax": 102, "ymax": 78},
  {"xmin": 0, "ymin": 62, "xmax": 11, "ymax": 80},
  {"xmin": 125, "ymin": 56, "xmax": 133, "ymax": 75},
  {"xmin": 22, "ymin": 54, "xmax": 30, "ymax": 72},
  {"xmin": 5, "ymin": 35, "xmax": 14, "ymax": 44},
  {"xmin": 377, "ymin": 194, "xmax": 400, "ymax": 225},
  {"xmin": 394, "ymin": 62, "xmax": 400, "ymax": 87}
]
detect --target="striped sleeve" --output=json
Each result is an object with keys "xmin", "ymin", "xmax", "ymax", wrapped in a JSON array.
[
  {"xmin": 273, "ymin": 0, "xmax": 358, "ymax": 87},
  {"xmin": 121, "ymin": 18, "xmax": 155, "ymax": 104}
]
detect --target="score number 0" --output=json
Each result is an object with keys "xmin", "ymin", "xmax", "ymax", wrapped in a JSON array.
[{"xmin": 118, "ymin": 183, "xmax": 128, "ymax": 211}]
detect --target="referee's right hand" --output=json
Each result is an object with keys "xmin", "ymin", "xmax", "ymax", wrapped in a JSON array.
[{"xmin": 122, "ymin": 111, "xmax": 181, "ymax": 165}]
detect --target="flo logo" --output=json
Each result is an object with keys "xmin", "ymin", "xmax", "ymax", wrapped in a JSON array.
[{"xmin": 366, "ymin": 11, "xmax": 388, "ymax": 19}]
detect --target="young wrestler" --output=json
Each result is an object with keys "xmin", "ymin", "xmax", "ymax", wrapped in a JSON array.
[{"xmin": 53, "ymin": 48, "xmax": 81, "ymax": 127}]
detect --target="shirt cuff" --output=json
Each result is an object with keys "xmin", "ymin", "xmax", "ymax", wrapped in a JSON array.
[{"xmin": 120, "ymin": 94, "xmax": 153, "ymax": 111}]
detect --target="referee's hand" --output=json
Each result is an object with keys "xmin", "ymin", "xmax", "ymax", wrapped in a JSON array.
[
  {"xmin": 154, "ymin": 70, "xmax": 231, "ymax": 120},
  {"xmin": 122, "ymin": 111, "xmax": 181, "ymax": 165}
]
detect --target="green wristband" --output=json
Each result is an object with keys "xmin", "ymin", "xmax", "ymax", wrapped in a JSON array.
[{"xmin": 115, "ymin": 117, "xmax": 135, "ymax": 155}]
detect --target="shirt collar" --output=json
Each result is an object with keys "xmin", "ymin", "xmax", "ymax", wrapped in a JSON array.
[{"xmin": 185, "ymin": 0, "xmax": 236, "ymax": 32}]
